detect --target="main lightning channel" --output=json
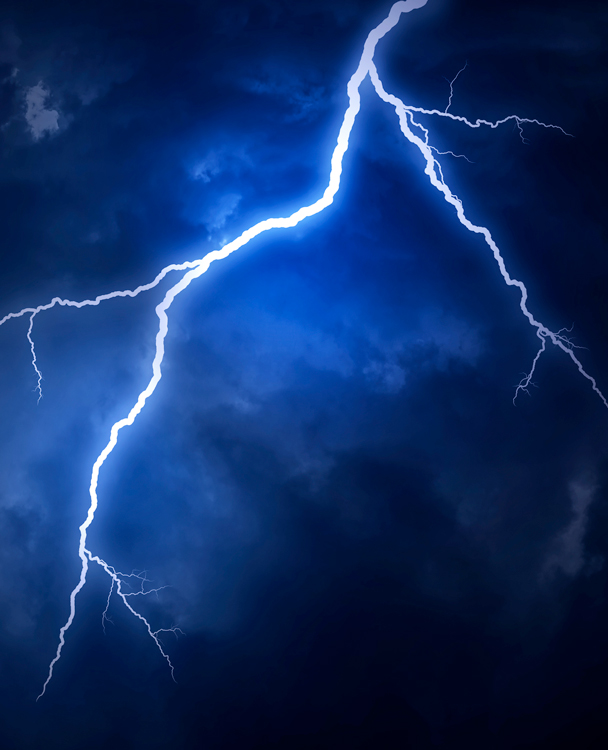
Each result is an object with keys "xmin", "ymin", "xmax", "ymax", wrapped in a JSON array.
[{"xmin": 34, "ymin": 0, "xmax": 432, "ymax": 699}]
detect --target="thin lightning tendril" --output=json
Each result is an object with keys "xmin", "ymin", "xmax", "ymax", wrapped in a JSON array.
[
  {"xmin": 444, "ymin": 60, "xmax": 467, "ymax": 114},
  {"xmin": 26, "ymin": 313, "xmax": 43, "ymax": 403},
  {"xmin": 101, "ymin": 578, "xmax": 114, "ymax": 635},
  {"xmin": 0, "ymin": 0, "xmax": 603, "ymax": 699},
  {"xmin": 405, "ymin": 104, "xmax": 574, "ymax": 143},
  {"xmin": 430, "ymin": 146, "xmax": 474, "ymax": 163}
]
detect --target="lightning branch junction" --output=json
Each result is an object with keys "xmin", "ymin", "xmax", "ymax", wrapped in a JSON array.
[{"xmin": 0, "ymin": 0, "xmax": 604, "ymax": 699}]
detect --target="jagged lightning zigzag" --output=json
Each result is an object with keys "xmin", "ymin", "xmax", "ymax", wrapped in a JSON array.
[
  {"xmin": 0, "ymin": 0, "xmax": 604, "ymax": 699},
  {"xmin": 366, "ymin": 62, "xmax": 608, "ymax": 409}
]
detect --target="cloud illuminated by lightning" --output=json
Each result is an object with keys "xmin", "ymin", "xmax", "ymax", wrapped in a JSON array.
[{"xmin": 0, "ymin": 0, "xmax": 604, "ymax": 699}]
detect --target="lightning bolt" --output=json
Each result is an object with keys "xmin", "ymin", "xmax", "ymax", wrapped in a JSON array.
[
  {"xmin": 0, "ymin": 0, "xmax": 604, "ymax": 699},
  {"xmin": 365, "ymin": 61, "xmax": 608, "ymax": 409}
]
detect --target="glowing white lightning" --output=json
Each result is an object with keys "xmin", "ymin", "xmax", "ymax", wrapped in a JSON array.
[
  {"xmin": 365, "ymin": 61, "xmax": 608, "ymax": 409},
  {"xmin": 0, "ymin": 0, "xmax": 603, "ymax": 699},
  {"xmin": 33, "ymin": 0, "xmax": 432, "ymax": 699}
]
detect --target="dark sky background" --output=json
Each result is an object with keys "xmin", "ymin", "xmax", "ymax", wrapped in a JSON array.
[{"xmin": 0, "ymin": 0, "xmax": 607, "ymax": 747}]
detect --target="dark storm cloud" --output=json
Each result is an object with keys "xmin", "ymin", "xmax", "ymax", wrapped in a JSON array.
[
  {"xmin": 0, "ymin": 0, "xmax": 607, "ymax": 747},
  {"xmin": 0, "ymin": 0, "xmax": 387, "ymax": 301}
]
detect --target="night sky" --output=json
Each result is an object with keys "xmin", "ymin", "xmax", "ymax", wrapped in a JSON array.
[{"xmin": 0, "ymin": 0, "xmax": 607, "ymax": 747}]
